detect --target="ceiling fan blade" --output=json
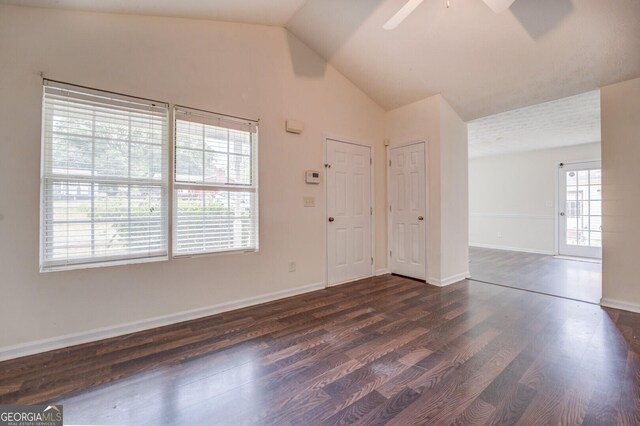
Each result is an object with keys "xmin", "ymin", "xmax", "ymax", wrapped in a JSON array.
[
  {"xmin": 482, "ymin": 0, "xmax": 516, "ymax": 13},
  {"xmin": 383, "ymin": 0, "xmax": 424, "ymax": 30}
]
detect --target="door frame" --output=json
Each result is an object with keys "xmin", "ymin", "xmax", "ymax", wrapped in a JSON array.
[
  {"xmin": 555, "ymin": 159, "xmax": 602, "ymax": 258},
  {"xmin": 386, "ymin": 139, "xmax": 429, "ymax": 281},
  {"xmin": 324, "ymin": 135, "xmax": 375, "ymax": 288}
]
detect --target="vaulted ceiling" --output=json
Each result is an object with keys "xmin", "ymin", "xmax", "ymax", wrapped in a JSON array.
[{"xmin": 3, "ymin": 0, "xmax": 640, "ymax": 120}]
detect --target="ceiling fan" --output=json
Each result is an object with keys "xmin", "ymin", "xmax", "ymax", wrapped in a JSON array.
[{"xmin": 383, "ymin": 0, "xmax": 517, "ymax": 30}]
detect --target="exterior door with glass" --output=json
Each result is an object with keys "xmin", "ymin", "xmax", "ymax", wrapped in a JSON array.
[{"xmin": 558, "ymin": 161, "xmax": 602, "ymax": 258}]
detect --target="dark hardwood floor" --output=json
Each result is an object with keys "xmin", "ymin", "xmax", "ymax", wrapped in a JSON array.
[
  {"xmin": 1, "ymin": 275, "xmax": 638, "ymax": 425},
  {"xmin": 470, "ymin": 246, "xmax": 602, "ymax": 304}
]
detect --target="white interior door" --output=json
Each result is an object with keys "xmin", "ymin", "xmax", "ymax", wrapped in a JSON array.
[
  {"xmin": 389, "ymin": 142, "xmax": 426, "ymax": 280},
  {"xmin": 326, "ymin": 139, "xmax": 372, "ymax": 286},
  {"xmin": 558, "ymin": 161, "xmax": 602, "ymax": 258}
]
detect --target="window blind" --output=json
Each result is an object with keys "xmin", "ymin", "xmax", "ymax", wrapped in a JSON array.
[
  {"xmin": 173, "ymin": 106, "xmax": 258, "ymax": 256},
  {"xmin": 40, "ymin": 81, "xmax": 169, "ymax": 271}
]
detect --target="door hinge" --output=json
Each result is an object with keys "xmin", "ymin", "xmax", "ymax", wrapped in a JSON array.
[
  {"xmin": 389, "ymin": 160, "xmax": 391, "ymax": 167},
  {"xmin": 390, "ymin": 250, "xmax": 393, "ymax": 257},
  {"xmin": 370, "ymin": 157, "xmax": 373, "ymax": 165},
  {"xmin": 370, "ymin": 207, "xmax": 373, "ymax": 215},
  {"xmin": 389, "ymin": 205, "xmax": 392, "ymax": 212},
  {"xmin": 371, "ymin": 257, "xmax": 374, "ymax": 265}
]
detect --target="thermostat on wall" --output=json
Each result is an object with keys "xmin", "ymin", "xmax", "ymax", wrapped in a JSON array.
[{"xmin": 305, "ymin": 170, "xmax": 321, "ymax": 184}]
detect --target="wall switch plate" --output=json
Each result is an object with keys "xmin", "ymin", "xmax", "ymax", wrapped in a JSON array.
[
  {"xmin": 288, "ymin": 261, "xmax": 296, "ymax": 272},
  {"xmin": 304, "ymin": 196, "xmax": 315, "ymax": 207}
]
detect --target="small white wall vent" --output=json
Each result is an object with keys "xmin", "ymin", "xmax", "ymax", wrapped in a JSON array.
[{"xmin": 286, "ymin": 119, "xmax": 304, "ymax": 134}]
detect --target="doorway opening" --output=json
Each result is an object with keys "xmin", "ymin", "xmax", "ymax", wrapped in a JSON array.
[{"xmin": 467, "ymin": 90, "xmax": 602, "ymax": 304}]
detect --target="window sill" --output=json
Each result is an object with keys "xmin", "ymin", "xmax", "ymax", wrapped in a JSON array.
[
  {"xmin": 40, "ymin": 254, "xmax": 169, "ymax": 273},
  {"xmin": 172, "ymin": 248, "xmax": 259, "ymax": 260}
]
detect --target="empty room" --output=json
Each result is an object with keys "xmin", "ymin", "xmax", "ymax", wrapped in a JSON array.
[{"xmin": 0, "ymin": 1, "xmax": 639, "ymax": 425}]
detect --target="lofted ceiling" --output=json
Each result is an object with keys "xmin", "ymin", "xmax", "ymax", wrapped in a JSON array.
[
  {"xmin": 0, "ymin": 0, "xmax": 309, "ymax": 26},
  {"xmin": 468, "ymin": 90, "xmax": 601, "ymax": 158},
  {"xmin": 2, "ymin": 0, "xmax": 640, "ymax": 120}
]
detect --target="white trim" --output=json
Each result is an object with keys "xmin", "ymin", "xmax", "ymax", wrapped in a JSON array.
[
  {"xmin": 375, "ymin": 268, "xmax": 390, "ymax": 276},
  {"xmin": 388, "ymin": 138, "xmax": 427, "ymax": 149},
  {"xmin": 600, "ymin": 298, "xmax": 640, "ymax": 314},
  {"xmin": 0, "ymin": 281, "xmax": 325, "ymax": 362},
  {"xmin": 41, "ymin": 254, "xmax": 168, "ymax": 273},
  {"xmin": 559, "ymin": 158, "xmax": 603, "ymax": 166},
  {"xmin": 554, "ymin": 162, "xmax": 559, "ymax": 255},
  {"xmin": 469, "ymin": 213, "xmax": 554, "ymax": 220},
  {"xmin": 428, "ymin": 272, "xmax": 470, "ymax": 287},
  {"xmin": 470, "ymin": 243, "xmax": 555, "ymax": 255},
  {"xmin": 553, "ymin": 255, "xmax": 601, "ymax": 264},
  {"xmin": 323, "ymin": 133, "xmax": 371, "ymax": 148}
]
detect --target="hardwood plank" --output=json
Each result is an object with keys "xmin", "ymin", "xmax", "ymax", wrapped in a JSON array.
[
  {"xmin": 0, "ymin": 275, "xmax": 639, "ymax": 425},
  {"xmin": 451, "ymin": 397, "xmax": 497, "ymax": 426}
]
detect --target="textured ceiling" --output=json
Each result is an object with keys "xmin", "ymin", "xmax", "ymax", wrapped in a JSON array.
[
  {"xmin": 468, "ymin": 90, "xmax": 601, "ymax": 158},
  {"xmin": 2, "ymin": 0, "xmax": 640, "ymax": 120}
]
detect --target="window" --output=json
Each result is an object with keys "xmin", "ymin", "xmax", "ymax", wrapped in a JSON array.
[
  {"xmin": 40, "ymin": 81, "xmax": 169, "ymax": 271},
  {"xmin": 173, "ymin": 106, "xmax": 259, "ymax": 256}
]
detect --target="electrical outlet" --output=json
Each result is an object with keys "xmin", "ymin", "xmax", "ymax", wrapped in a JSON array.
[
  {"xmin": 288, "ymin": 261, "xmax": 296, "ymax": 272},
  {"xmin": 303, "ymin": 196, "xmax": 315, "ymax": 207}
]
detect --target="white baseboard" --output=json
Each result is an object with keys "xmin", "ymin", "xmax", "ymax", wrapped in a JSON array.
[
  {"xmin": 375, "ymin": 268, "xmax": 390, "ymax": 276},
  {"xmin": 470, "ymin": 213, "xmax": 554, "ymax": 220},
  {"xmin": 553, "ymin": 255, "xmax": 601, "ymax": 264},
  {"xmin": 0, "ymin": 281, "xmax": 326, "ymax": 362},
  {"xmin": 428, "ymin": 271, "xmax": 470, "ymax": 287},
  {"xmin": 470, "ymin": 243, "xmax": 555, "ymax": 256},
  {"xmin": 600, "ymin": 298, "xmax": 640, "ymax": 314}
]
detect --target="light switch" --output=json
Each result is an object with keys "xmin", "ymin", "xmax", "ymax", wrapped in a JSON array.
[{"xmin": 304, "ymin": 196, "xmax": 315, "ymax": 207}]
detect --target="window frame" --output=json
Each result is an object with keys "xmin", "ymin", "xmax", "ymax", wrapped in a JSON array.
[
  {"xmin": 171, "ymin": 105, "xmax": 259, "ymax": 258},
  {"xmin": 39, "ymin": 81, "xmax": 260, "ymax": 272},
  {"xmin": 39, "ymin": 80, "xmax": 170, "ymax": 272}
]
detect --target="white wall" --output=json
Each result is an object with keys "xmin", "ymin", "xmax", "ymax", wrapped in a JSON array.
[
  {"xmin": 386, "ymin": 96, "xmax": 442, "ymax": 280},
  {"xmin": 469, "ymin": 143, "xmax": 601, "ymax": 254},
  {"xmin": 0, "ymin": 5, "xmax": 388, "ymax": 353},
  {"xmin": 601, "ymin": 76, "xmax": 640, "ymax": 312},
  {"xmin": 439, "ymin": 99, "xmax": 469, "ymax": 281},
  {"xmin": 385, "ymin": 95, "xmax": 469, "ymax": 285}
]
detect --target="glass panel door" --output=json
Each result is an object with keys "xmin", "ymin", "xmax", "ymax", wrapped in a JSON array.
[{"xmin": 558, "ymin": 161, "xmax": 602, "ymax": 258}]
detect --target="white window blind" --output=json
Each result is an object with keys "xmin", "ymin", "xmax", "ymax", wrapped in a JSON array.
[
  {"xmin": 40, "ymin": 81, "xmax": 169, "ymax": 271},
  {"xmin": 173, "ymin": 106, "xmax": 258, "ymax": 256}
]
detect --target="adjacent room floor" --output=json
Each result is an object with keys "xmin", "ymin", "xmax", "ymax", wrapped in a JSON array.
[
  {"xmin": 469, "ymin": 246, "xmax": 602, "ymax": 304},
  {"xmin": 1, "ymin": 275, "xmax": 637, "ymax": 424}
]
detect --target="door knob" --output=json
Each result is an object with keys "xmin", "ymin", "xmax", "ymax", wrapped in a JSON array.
[
  {"xmin": 560, "ymin": 212, "xmax": 565, "ymax": 216},
  {"xmin": 328, "ymin": 217, "xmax": 335, "ymax": 222},
  {"xmin": 418, "ymin": 216, "xmax": 424, "ymax": 221}
]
